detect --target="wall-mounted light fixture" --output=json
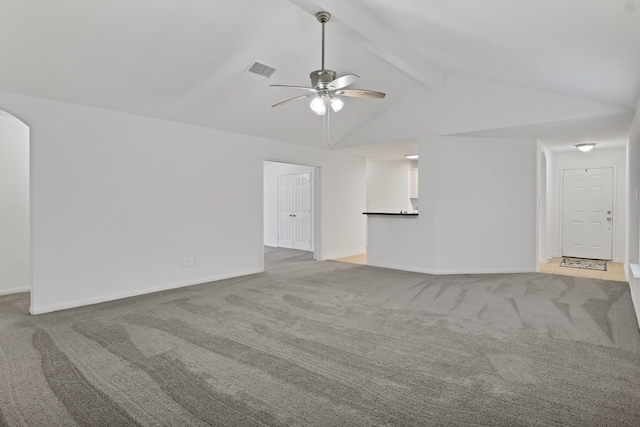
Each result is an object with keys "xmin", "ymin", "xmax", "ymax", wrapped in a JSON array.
[
  {"xmin": 575, "ymin": 143, "xmax": 596, "ymax": 152},
  {"xmin": 405, "ymin": 154, "xmax": 419, "ymax": 159}
]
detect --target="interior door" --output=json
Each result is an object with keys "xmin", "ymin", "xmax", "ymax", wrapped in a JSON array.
[
  {"xmin": 293, "ymin": 173, "xmax": 312, "ymax": 250},
  {"xmin": 562, "ymin": 168, "xmax": 613, "ymax": 260},
  {"xmin": 278, "ymin": 173, "xmax": 312, "ymax": 251},
  {"xmin": 277, "ymin": 175, "xmax": 293, "ymax": 248}
]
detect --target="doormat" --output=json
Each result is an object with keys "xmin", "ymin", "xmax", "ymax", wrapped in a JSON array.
[{"xmin": 560, "ymin": 258, "xmax": 607, "ymax": 271}]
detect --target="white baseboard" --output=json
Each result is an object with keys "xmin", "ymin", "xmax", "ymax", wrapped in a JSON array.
[
  {"xmin": 0, "ymin": 286, "xmax": 30, "ymax": 296},
  {"xmin": 367, "ymin": 262, "xmax": 432, "ymax": 274},
  {"xmin": 367, "ymin": 261, "xmax": 537, "ymax": 276},
  {"xmin": 431, "ymin": 267, "xmax": 537, "ymax": 275},
  {"xmin": 29, "ymin": 269, "xmax": 263, "ymax": 315}
]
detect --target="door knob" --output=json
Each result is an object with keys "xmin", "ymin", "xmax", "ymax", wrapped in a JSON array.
[{"xmin": 607, "ymin": 217, "xmax": 611, "ymax": 222}]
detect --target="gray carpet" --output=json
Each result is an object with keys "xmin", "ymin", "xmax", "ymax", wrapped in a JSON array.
[{"xmin": 1, "ymin": 247, "xmax": 639, "ymax": 426}]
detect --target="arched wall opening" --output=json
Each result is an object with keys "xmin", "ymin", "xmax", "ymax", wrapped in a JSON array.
[{"xmin": 0, "ymin": 110, "xmax": 31, "ymax": 298}]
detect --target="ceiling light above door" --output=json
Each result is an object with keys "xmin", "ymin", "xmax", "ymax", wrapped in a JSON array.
[{"xmin": 575, "ymin": 143, "xmax": 596, "ymax": 152}]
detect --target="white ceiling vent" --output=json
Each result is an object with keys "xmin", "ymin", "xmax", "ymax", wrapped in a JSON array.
[{"xmin": 246, "ymin": 61, "xmax": 276, "ymax": 78}]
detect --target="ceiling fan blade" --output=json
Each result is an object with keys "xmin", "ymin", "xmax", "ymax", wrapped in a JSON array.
[
  {"xmin": 270, "ymin": 84, "xmax": 316, "ymax": 91},
  {"xmin": 271, "ymin": 93, "xmax": 315, "ymax": 107},
  {"xmin": 329, "ymin": 74, "xmax": 359, "ymax": 89},
  {"xmin": 337, "ymin": 89, "xmax": 386, "ymax": 99}
]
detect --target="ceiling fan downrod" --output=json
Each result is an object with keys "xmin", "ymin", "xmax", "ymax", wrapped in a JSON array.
[
  {"xmin": 316, "ymin": 11, "xmax": 330, "ymax": 70},
  {"xmin": 310, "ymin": 12, "xmax": 336, "ymax": 90}
]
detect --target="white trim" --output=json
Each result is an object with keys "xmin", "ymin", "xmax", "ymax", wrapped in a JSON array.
[
  {"xmin": 29, "ymin": 269, "xmax": 262, "ymax": 315},
  {"xmin": 366, "ymin": 262, "xmax": 432, "ymax": 274},
  {"xmin": 367, "ymin": 262, "xmax": 536, "ymax": 275},
  {"xmin": 0, "ymin": 286, "xmax": 30, "ymax": 296},
  {"xmin": 431, "ymin": 268, "xmax": 537, "ymax": 275},
  {"xmin": 629, "ymin": 263, "xmax": 640, "ymax": 279},
  {"xmin": 628, "ymin": 278, "xmax": 640, "ymax": 331}
]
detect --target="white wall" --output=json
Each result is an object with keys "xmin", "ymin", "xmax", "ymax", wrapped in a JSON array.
[
  {"xmin": 626, "ymin": 100, "xmax": 640, "ymax": 325},
  {"xmin": 321, "ymin": 152, "xmax": 368, "ymax": 259},
  {"xmin": 366, "ymin": 160, "xmax": 414, "ymax": 213},
  {"xmin": 547, "ymin": 148, "xmax": 627, "ymax": 262},
  {"xmin": 368, "ymin": 136, "xmax": 538, "ymax": 274},
  {"xmin": 0, "ymin": 91, "xmax": 366, "ymax": 314},
  {"xmin": 0, "ymin": 115, "xmax": 30, "ymax": 295},
  {"xmin": 263, "ymin": 161, "xmax": 314, "ymax": 248},
  {"xmin": 432, "ymin": 137, "xmax": 537, "ymax": 273}
]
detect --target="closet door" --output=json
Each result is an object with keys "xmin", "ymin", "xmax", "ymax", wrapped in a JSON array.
[
  {"xmin": 292, "ymin": 173, "xmax": 311, "ymax": 251},
  {"xmin": 277, "ymin": 175, "xmax": 293, "ymax": 248},
  {"xmin": 277, "ymin": 173, "xmax": 312, "ymax": 251}
]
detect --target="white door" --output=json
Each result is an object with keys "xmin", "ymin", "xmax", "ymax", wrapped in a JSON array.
[
  {"xmin": 277, "ymin": 175, "xmax": 293, "ymax": 248},
  {"xmin": 278, "ymin": 173, "xmax": 312, "ymax": 251},
  {"xmin": 562, "ymin": 168, "xmax": 613, "ymax": 260},
  {"xmin": 293, "ymin": 173, "xmax": 312, "ymax": 250}
]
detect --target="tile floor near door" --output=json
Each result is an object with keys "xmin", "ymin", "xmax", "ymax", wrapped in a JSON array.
[
  {"xmin": 334, "ymin": 253, "xmax": 628, "ymax": 283},
  {"xmin": 332, "ymin": 252, "xmax": 368, "ymax": 265},
  {"xmin": 539, "ymin": 257, "xmax": 627, "ymax": 282}
]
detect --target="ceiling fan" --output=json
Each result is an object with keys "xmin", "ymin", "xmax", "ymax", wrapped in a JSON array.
[{"xmin": 271, "ymin": 11, "xmax": 386, "ymax": 115}]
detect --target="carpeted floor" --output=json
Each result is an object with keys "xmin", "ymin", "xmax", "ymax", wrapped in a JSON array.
[{"xmin": 1, "ymin": 247, "xmax": 639, "ymax": 426}]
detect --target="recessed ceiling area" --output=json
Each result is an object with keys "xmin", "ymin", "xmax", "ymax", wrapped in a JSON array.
[{"xmin": 0, "ymin": 0, "xmax": 637, "ymax": 153}]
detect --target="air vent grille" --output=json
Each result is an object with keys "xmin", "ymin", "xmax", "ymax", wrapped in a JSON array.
[{"xmin": 246, "ymin": 61, "xmax": 276, "ymax": 78}]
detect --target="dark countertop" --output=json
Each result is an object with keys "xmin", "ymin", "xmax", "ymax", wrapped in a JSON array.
[{"xmin": 362, "ymin": 212, "xmax": 418, "ymax": 216}]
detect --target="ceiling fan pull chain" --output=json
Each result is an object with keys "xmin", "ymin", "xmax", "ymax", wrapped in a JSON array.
[{"xmin": 323, "ymin": 108, "xmax": 327, "ymax": 150}]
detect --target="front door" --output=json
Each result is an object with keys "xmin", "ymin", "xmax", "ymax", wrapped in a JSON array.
[{"xmin": 562, "ymin": 168, "xmax": 613, "ymax": 260}]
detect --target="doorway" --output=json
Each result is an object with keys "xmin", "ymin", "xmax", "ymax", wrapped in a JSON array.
[
  {"xmin": 263, "ymin": 161, "xmax": 317, "ymax": 257},
  {"xmin": 0, "ymin": 110, "xmax": 31, "ymax": 297},
  {"xmin": 561, "ymin": 167, "xmax": 613, "ymax": 260}
]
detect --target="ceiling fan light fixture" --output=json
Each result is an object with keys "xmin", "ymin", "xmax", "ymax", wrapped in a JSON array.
[
  {"xmin": 330, "ymin": 97, "xmax": 344, "ymax": 112},
  {"xmin": 310, "ymin": 96, "xmax": 327, "ymax": 115},
  {"xmin": 575, "ymin": 143, "xmax": 596, "ymax": 152},
  {"xmin": 270, "ymin": 11, "xmax": 386, "ymax": 117}
]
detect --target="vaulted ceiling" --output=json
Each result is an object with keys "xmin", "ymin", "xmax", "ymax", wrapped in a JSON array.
[{"xmin": 1, "ymin": 0, "xmax": 638, "ymax": 154}]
